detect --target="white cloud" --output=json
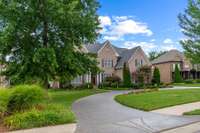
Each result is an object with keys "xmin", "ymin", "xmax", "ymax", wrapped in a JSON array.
[
  {"xmin": 123, "ymin": 41, "xmax": 156, "ymax": 52},
  {"xmin": 103, "ymin": 36, "xmax": 122, "ymax": 41},
  {"xmin": 99, "ymin": 16, "xmax": 112, "ymax": 27},
  {"xmin": 163, "ymin": 38, "xmax": 173, "ymax": 44},
  {"xmin": 109, "ymin": 19, "xmax": 153, "ymax": 37},
  {"xmin": 150, "ymin": 39, "xmax": 156, "ymax": 42},
  {"xmin": 99, "ymin": 16, "xmax": 153, "ymax": 41},
  {"xmin": 160, "ymin": 44, "xmax": 177, "ymax": 51}
]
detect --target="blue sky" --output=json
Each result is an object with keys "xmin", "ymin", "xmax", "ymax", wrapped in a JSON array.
[{"xmin": 97, "ymin": 0, "xmax": 188, "ymax": 53}]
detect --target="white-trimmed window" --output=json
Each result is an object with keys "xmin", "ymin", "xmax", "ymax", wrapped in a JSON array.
[{"xmin": 102, "ymin": 59, "xmax": 113, "ymax": 68}]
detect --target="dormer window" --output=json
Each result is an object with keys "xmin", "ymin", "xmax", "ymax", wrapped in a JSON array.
[{"xmin": 102, "ymin": 59, "xmax": 113, "ymax": 68}]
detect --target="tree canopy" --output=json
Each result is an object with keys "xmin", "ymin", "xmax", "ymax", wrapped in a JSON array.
[
  {"xmin": 179, "ymin": 0, "xmax": 200, "ymax": 64},
  {"xmin": 0, "ymin": 0, "xmax": 100, "ymax": 86}
]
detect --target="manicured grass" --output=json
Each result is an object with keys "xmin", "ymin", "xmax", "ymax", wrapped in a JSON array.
[
  {"xmin": 184, "ymin": 109, "xmax": 200, "ymax": 115},
  {"xmin": 46, "ymin": 89, "xmax": 107, "ymax": 108},
  {"xmin": 173, "ymin": 83, "xmax": 200, "ymax": 87},
  {"xmin": 115, "ymin": 89, "xmax": 200, "ymax": 111}
]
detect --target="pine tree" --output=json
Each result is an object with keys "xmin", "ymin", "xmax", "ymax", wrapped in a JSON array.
[
  {"xmin": 152, "ymin": 67, "xmax": 160, "ymax": 85},
  {"xmin": 179, "ymin": 0, "xmax": 200, "ymax": 64},
  {"xmin": 123, "ymin": 63, "xmax": 132, "ymax": 87},
  {"xmin": 174, "ymin": 64, "xmax": 182, "ymax": 83}
]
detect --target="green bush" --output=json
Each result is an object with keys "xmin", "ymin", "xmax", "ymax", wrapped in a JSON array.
[
  {"xmin": 4, "ymin": 104, "xmax": 75, "ymax": 130},
  {"xmin": 184, "ymin": 79, "xmax": 194, "ymax": 84},
  {"xmin": 83, "ymin": 83, "xmax": 94, "ymax": 89},
  {"xmin": 194, "ymin": 79, "xmax": 200, "ymax": 83},
  {"xmin": 105, "ymin": 76, "xmax": 121, "ymax": 83},
  {"xmin": 7, "ymin": 85, "xmax": 45, "ymax": 113},
  {"xmin": 123, "ymin": 63, "xmax": 132, "ymax": 87},
  {"xmin": 174, "ymin": 64, "xmax": 182, "ymax": 83},
  {"xmin": 111, "ymin": 82, "xmax": 118, "ymax": 88},
  {"xmin": 102, "ymin": 81, "xmax": 111, "ymax": 87},
  {"xmin": 0, "ymin": 89, "xmax": 11, "ymax": 117},
  {"xmin": 152, "ymin": 67, "xmax": 160, "ymax": 85}
]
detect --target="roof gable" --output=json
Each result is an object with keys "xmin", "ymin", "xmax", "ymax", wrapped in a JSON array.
[{"xmin": 151, "ymin": 50, "xmax": 184, "ymax": 64}]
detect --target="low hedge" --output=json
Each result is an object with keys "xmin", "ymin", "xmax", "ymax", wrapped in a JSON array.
[{"xmin": 4, "ymin": 104, "xmax": 75, "ymax": 130}]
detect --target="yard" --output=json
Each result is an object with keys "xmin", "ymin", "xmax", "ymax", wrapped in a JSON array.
[
  {"xmin": 173, "ymin": 83, "xmax": 200, "ymax": 87},
  {"xmin": 184, "ymin": 109, "xmax": 200, "ymax": 115},
  {"xmin": 0, "ymin": 86, "xmax": 107, "ymax": 130},
  {"xmin": 115, "ymin": 89, "xmax": 200, "ymax": 111}
]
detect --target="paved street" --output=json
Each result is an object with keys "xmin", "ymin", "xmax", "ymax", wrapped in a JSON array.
[{"xmin": 72, "ymin": 91, "xmax": 200, "ymax": 133}]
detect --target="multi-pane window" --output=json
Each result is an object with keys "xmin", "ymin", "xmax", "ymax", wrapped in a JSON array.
[{"xmin": 102, "ymin": 59, "xmax": 113, "ymax": 68}]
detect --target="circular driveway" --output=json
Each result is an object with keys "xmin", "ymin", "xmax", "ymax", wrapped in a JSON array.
[{"xmin": 72, "ymin": 91, "xmax": 200, "ymax": 133}]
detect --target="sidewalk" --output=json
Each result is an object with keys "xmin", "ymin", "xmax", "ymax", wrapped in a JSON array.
[
  {"xmin": 9, "ymin": 124, "xmax": 76, "ymax": 133},
  {"xmin": 151, "ymin": 101, "xmax": 200, "ymax": 116},
  {"xmin": 161, "ymin": 122, "xmax": 200, "ymax": 133}
]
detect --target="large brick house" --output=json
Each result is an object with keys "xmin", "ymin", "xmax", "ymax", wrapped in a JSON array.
[
  {"xmin": 71, "ymin": 40, "xmax": 151, "ymax": 86},
  {"xmin": 151, "ymin": 49, "xmax": 200, "ymax": 83}
]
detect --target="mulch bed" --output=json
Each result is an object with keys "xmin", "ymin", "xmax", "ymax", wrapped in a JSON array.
[{"xmin": 0, "ymin": 124, "xmax": 8, "ymax": 133}]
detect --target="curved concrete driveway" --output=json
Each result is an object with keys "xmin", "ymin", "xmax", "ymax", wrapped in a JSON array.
[{"xmin": 72, "ymin": 91, "xmax": 200, "ymax": 133}]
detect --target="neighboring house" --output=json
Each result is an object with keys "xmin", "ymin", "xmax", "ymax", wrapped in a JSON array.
[
  {"xmin": 72, "ymin": 40, "xmax": 151, "ymax": 86},
  {"xmin": 151, "ymin": 49, "xmax": 200, "ymax": 83}
]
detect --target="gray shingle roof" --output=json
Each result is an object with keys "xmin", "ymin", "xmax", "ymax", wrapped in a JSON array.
[
  {"xmin": 115, "ymin": 47, "xmax": 140, "ymax": 69},
  {"xmin": 85, "ymin": 43, "xmax": 102, "ymax": 53},
  {"xmin": 85, "ymin": 41, "xmax": 140, "ymax": 69},
  {"xmin": 151, "ymin": 50, "xmax": 184, "ymax": 64}
]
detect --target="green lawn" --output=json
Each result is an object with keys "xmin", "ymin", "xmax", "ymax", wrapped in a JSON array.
[
  {"xmin": 184, "ymin": 109, "xmax": 200, "ymax": 115},
  {"xmin": 46, "ymin": 89, "xmax": 107, "ymax": 108},
  {"xmin": 173, "ymin": 83, "xmax": 200, "ymax": 87},
  {"xmin": 115, "ymin": 89, "xmax": 200, "ymax": 111}
]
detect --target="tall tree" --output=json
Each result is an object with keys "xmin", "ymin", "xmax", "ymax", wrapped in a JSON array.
[
  {"xmin": 179, "ymin": 0, "xmax": 200, "ymax": 64},
  {"xmin": 174, "ymin": 64, "xmax": 182, "ymax": 83},
  {"xmin": 123, "ymin": 63, "xmax": 132, "ymax": 87},
  {"xmin": 0, "ymin": 0, "xmax": 100, "ymax": 86},
  {"xmin": 148, "ymin": 51, "xmax": 166, "ymax": 61}
]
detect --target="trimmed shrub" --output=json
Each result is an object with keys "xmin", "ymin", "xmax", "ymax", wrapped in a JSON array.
[
  {"xmin": 4, "ymin": 104, "xmax": 75, "ymax": 130},
  {"xmin": 7, "ymin": 85, "xmax": 45, "ymax": 113},
  {"xmin": 111, "ymin": 82, "xmax": 118, "ymax": 88},
  {"xmin": 174, "ymin": 64, "xmax": 182, "ymax": 83},
  {"xmin": 105, "ymin": 76, "xmax": 121, "ymax": 83},
  {"xmin": 195, "ymin": 79, "xmax": 200, "ymax": 83},
  {"xmin": 123, "ymin": 63, "xmax": 132, "ymax": 87},
  {"xmin": 184, "ymin": 79, "xmax": 193, "ymax": 84},
  {"xmin": 152, "ymin": 67, "xmax": 160, "ymax": 85}
]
